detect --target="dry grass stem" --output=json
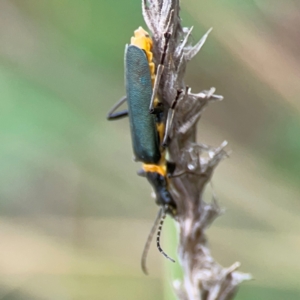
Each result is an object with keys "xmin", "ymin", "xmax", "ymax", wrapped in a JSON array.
[{"xmin": 142, "ymin": 0, "xmax": 251, "ymax": 299}]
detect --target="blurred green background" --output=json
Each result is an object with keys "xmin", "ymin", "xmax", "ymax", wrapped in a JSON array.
[{"xmin": 0, "ymin": 0, "xmax": 299, "ymax": 299}]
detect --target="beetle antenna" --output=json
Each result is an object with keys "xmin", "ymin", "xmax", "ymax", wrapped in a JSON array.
[
  {"xmin": 141, "ymin": 208, "xmax": 163, "ymax": 275},
  {"xmin": 156, "ymin": 207, "xmax": 175, "ymax": 263}
]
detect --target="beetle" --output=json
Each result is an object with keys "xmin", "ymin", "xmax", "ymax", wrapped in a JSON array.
[
  {"xmin": 107, "ymin": 27, "xmax": 179, "ymax": 273},
  {"xmin": 107, "ymin": 27, "xmax": 177, "ymax": 215}
]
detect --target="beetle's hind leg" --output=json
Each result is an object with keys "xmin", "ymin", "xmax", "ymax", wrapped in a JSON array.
[{"xmin": 107, "ymin": 96, "xmax": 128, "ymax": 120}]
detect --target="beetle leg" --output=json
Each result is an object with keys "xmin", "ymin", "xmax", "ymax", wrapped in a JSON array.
[
  {"xmin": 107, "ymin": 96, "xmax": 128, "ymax": 120},
  {"xmin": 137, "ymin": 169, "xmax": 147, "ymax": 177}
]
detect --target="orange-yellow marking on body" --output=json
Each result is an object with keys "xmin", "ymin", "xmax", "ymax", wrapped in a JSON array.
[
  {"xmin": 130, "ymin": 27, "xmax": 155, "ymax": 86},
  {"xmin": 156, "ymin": 122, "xmax": 165, "ymax": 144},
  {"xmin": 142, "ymin": 164, "xmax": 166, "ymax": 177}
]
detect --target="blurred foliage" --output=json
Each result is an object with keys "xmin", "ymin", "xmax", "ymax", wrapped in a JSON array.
[{"xmin": 0, "ymin": 0, "xmax": 299, "ymax": 299}]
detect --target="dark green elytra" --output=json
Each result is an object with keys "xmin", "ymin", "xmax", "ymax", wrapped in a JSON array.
[{"xmin": 125, "ymin": 44, "xmax": 161, "ymax": 164}]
